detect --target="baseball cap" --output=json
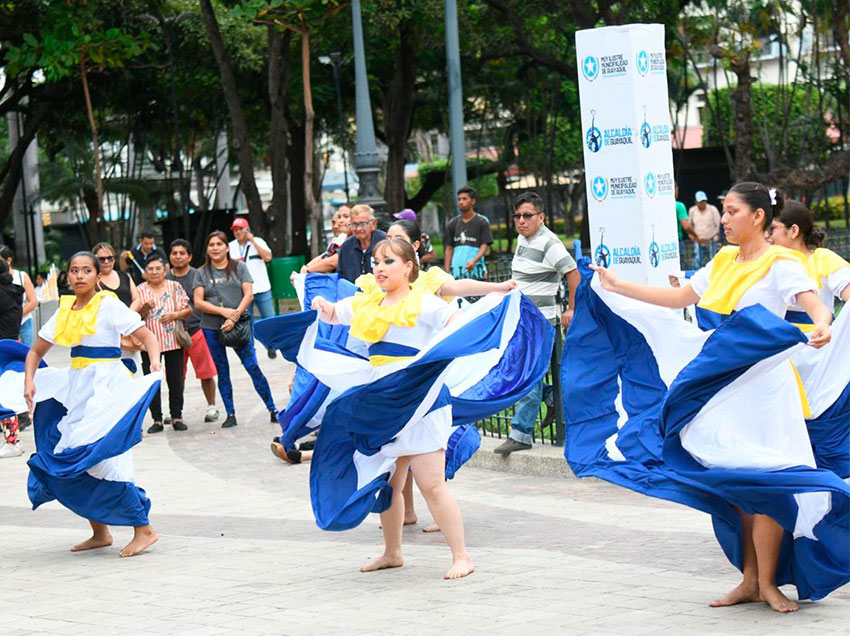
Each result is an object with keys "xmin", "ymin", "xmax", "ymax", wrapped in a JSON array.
[
  {"xmin": 695, "ymin": 190, "xmax": 708, "ymax": 202},
  {"xmin": 393, "ymin": 209, "xmax": 417, "ymax": 222},
  {"xmin": 231, "ymin": 217, "xmax": 250, "ymax": 229}
]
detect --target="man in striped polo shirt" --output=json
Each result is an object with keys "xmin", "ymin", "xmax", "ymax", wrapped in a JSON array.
[{"xmin": 494, "ymin": 191, "xmax": 579, "ymax": 455}]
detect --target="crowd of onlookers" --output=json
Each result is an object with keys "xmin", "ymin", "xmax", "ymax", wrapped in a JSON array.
[
  {"xmin": 3, "ymin": 186, "xmax": 586, "ymax": 459},
  {"xmin": 676, "ymin": 187, "xmax": 725, "ymax": 269}
]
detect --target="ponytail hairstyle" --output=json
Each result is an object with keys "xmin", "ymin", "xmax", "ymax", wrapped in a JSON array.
[
  {"xmin": 727, "ymin": 181, "xmax": 783, "ymax": 231},
  {"xmin": 776, "ymin": 199, "xmax": 826, "ymax": 248},
  {"xmin": 389, "ymin": 219, "xmax": 425, "ymax": 259},
  {"xmin": 373, "ymin": 237, "xmax": 420, "ymax": 283},
  {"xmin": 203, "ymin": 230, "xmax": 238, "ymax": 280}
]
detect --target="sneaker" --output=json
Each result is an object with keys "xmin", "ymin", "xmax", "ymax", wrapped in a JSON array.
[
  {"xmin": 0, "ymin": 442, "xmax": 24, "ymax": 458},
  {"xmin": 222, "ymin": 413, "xmax": 238, "ymax": 428},
  {"xmin": 298, "ymin": 439, "xmax": 316, "ymax": 451},
  {"xmin": 493, "ymin": 439, "xmax": 532, "ymax": 455},
  {"xmin": 164, "ymin": 416, "xmax": 172, "ymax": 426},
  {"xmin": 147, "ymin": 422, "xmax": 164, "ymax": 434},
  {"xmin": 269, "ymin": 410, "xmax": 278, "ymax": 424},
  {"xmin": 267, "ymin": 348, "xmax": 278, "ymax": 359},
  {"xmin": 172, "ymin": 419, "xmax": 187, "ymax": 432},
  {"xmin": 204, "ymin": 405, "xmax": 219, "ymax": 422}
]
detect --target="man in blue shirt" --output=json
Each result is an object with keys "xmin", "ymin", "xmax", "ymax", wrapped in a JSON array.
[{"xmin": 337, "ymin": 204, "xmax": 387, "ymax": 283}]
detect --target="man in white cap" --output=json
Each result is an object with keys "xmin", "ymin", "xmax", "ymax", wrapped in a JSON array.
[
  {"xmin": 688, "ymin": 190, "xmax": 721, "ymax": 268},
  {"xmin": 229, "ymin": 216, "xmax": 276, "ymax": 358}
]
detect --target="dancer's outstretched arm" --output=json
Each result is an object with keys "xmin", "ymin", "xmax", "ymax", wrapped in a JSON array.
[
  {"xmin": 591, "ymin": 264, "xmax": 699, "ymax": 309},
  {"xmin": 438, "ymin": 279, "xmax": 516, "ymax": 297},
  {"xmin": 795, "ymin": 290, "xmax": 832, "ymax": 348}
]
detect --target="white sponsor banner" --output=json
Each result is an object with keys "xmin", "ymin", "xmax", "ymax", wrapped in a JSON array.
[{"xmin": 576, "ymin": 23, "xmax": 680, "ymax": 285}]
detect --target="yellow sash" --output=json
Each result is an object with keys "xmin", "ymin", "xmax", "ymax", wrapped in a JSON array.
[
  {"xmin": 807, "ymin": 248, "xmax": 849, "ymax": 289},
  {"xmin": 53, "ymin": 290, "xmax": 117, "ymax": 347},
  {"xmin": 696, "ymin": 245, "xmax": 806, "ymax": 316}
]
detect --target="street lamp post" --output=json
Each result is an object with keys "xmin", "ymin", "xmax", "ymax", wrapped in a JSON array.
[
  {"xmin": 445, "ymin": 0, "xmax": 468, "ymax": 197},
  {"xmin": 351, "ymin": 0, "xmax": 387, "ymax": 219},
  {"xmin": 319, "ymin": 52, "xmax": 350, "ymax": 203}
]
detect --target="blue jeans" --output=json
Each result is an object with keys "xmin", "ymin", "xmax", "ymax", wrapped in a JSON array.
[
  {"xmin": 693, "ymin": 242, "xmax": 718, "ymax": 269},
  {"xmin": 251, "ymin": 289, "xmax": 275, "ymax": 319},
  {"xmin": 508, "ymin": 379, "xmax": 544, "ymax": 445},
  {"xmin": 203, "ymin": 328, "xmax": 275, "ymax": 416},
  {"xmin": 19, "ymin": 320, "xmax": 33, "ymax": 347}
]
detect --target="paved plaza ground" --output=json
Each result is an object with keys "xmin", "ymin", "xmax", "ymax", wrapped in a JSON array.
[{"xmin": 1, "ymin": 346, "xmax": 847, "ymax": 635}]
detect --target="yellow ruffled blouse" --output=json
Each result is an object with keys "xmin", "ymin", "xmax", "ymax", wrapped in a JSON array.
[
  {"xmin": 349, "ymin": 267, "xmax": 454, "ymax": 343},
  {"xmin": 52, "ymin": 290, "xmax": 117, "ymax": 347}
]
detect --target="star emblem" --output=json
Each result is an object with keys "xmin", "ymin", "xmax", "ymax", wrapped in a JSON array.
[{"xmin": 593, "ymin": 177, "xmax": 607, "ymax": 199}]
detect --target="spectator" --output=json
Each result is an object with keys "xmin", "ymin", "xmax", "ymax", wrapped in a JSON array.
[
  {"xmin": 335, "ymin": 204, "xmax": 387, "ymax": 283},
  {"xmin": 193, "ymin": 231, "xmax": 277, "ymax": 429},
  {"xmin": 443, "ymin": 186, "xmax": 493, "ymax": 280},
  {"xmin": 95, "ymin": 242, "xmax": 142, "ymax": 374},
  {"xmin": 494, "ymin": 192, "xmax": 579, "ymax": 455},
  {"xmin": 688, "ymin": 190, "xmax": 721, "ymax": 268},
  {"xmin": 166, "ymin": 239, "xmax": 220, "ymax": 424},
  {"xmin": 34, "ymin": 271, "xmax": 47, "ymax": 300},
  {"xmin": 302, "ymin": 205, "xmax": 352, "ymax": 274},
  {"xmin": 120, "ymin": 231, "xmax": 166, "ymax": 286},
  {"xmin": 394, "ymin": 209, "xmax": 435, "ymax": 266},
  {"xmin": 0, "ymin": 246, "xmax": 37, "ymax": 347},
  {"xmin": 0, "ymin": 259, "xmax": 23, "ymax": 458},
  {"xmin": 134, "ymin": 254, "xmax": 191, "ymax": 433},
  {"xmin": 675, "ymin": 185, "xmax": 697, "ymax": 252},
  {"xmin": 229, "ymin": 216, "xmax": 276, "ymax": 359}
]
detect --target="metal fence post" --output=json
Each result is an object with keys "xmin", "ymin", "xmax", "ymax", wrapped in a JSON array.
[{"xmin": 551, "ymin": 322, "xmax": 565, "ymax": 446}]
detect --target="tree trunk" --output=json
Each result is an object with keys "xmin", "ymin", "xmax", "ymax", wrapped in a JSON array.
[
  {"xmin": 0, "ymin": 99, "xmax": 51, "ymax": 228},
  {"xmin": 193, "ymin": 156, "xmax": 210, "ymax": 212},
  {"xmin": 730, "ymin": 56, "xmax": 755, "ymax": 180},
  {"xmin": 382, "ymin": 28, "xmax": 417, "ymax": 213},
  {"xmin": 79, "ymin": 58, "xmax": 104, "ymax": 221},
  {"xmin": 81, "ymin": 186, "xmax": 102, "ymax": 246},
  {"xmin": 198, "ymin": 0, "xmax": 265, "ymax": 231},
  {"xmin": 267, "ymin": 26, "xmax": 292, "ymax": 258},
  {"xmin": 288, "ymin": 120, "xmax": 309, "ymax": 256},
  {"xmin": 300, "ymin": 30, "xmax": 320, "ymax": 257},
  {"xmin": 833, "ymin": 0, "xmax": 850, "ymax": 69}
]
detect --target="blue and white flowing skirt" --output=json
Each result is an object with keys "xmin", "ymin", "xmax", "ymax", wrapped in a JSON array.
[
  {"xmin": 562, "ymin": 260, "xmax": 849, "ymax": 601},
  {"xmin": 0, "ymin": 340, "xmax": 161, "ymax": 526},
  {"xmin": 257, "ymin": 286, "xmax": 553, "ymax": 531}
]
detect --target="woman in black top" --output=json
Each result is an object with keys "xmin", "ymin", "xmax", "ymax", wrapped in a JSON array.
[
  {"xmin": 94, "ymin": 242, "xmax": 143, "ymax": 373},
  {"xmin": 0, "ymin": 259, "xmax": 23, "ymax": 341},
  {"xmin": 94, "ymin": 242, "xmax": 138, "ymax": 307}
]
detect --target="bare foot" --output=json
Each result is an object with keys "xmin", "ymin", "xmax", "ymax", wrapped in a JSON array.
[
  {"xmin": 709, "ymin": 581, "xmax": 761, "ymax": 607},
  {"xmin": 360, "ymin": 553, "xmax": 404, "ymax": 572},
  {"xmin": 760, "ymin": 584, "xmax": 799, "ymax": 613},
  {"xmin": 70, "ymin": 533, "xmax": 113, "ymax": 552},
  {"xmin": 404, "ymin": 513, "xmax": 418, "ymax": 526},
  {"xmin": 119, "ymin": 527, "xmax": 158, "ymax": 557},
  {"xmin": 444, "ymin": 555, "xmax": 474, "ymax": 580},
  {"xmin": 422, "ymin": 524, "xmax": 440, "ymax": 533}
]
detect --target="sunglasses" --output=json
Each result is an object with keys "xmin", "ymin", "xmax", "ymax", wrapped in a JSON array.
[
  {"xmin": 512, "ymin": 213, "xmax": 541, "ymax": 221},
  {"xmin": 97, "ymin": 255, "xmax": 115, "ymax": 263}
]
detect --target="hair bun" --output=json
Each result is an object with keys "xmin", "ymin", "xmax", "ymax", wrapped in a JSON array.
[
  {"xmin": 770, "ymin": 189, "xmax": 784, "ymax": 217},
  {"xmin": 807, "ymin": 227, "xmax": 827, "ymax": 248}
]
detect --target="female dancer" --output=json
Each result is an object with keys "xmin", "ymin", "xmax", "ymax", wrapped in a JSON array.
[
  {"xmin": 15, "ymin": 251, "xmax": 163, "ymax": 556},
  {"xmin": 311, "ymin": 238, "xmax": 474, "ymax": 579},
  {"xmin": 194, "ymin": 231, "xmax": 276, "ymax": 428},
  {"xmin": 767, "ymin": 200, "xmax": 850, "ymax": 321},
  {"xmin": 585, "ymin": 182, "xmax": 840, "ymax": 612}
]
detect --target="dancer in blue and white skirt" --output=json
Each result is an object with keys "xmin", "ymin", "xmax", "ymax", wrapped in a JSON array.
[
  {"xmin": 564, "ymin": 182, "xmax": 848, "ymax": 612},
  {"xmin": 257, "ymin": 237, "xmax": 552, "ymax": 579},
  {"xmin": 0, "ymin": 252, "xmax": 162, "ymax": 557}
]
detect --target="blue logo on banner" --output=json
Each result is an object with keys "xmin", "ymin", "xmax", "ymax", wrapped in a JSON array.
[
  {"xmin": 595, "ymin": 228, "xmax": 610, "ymax": 268},
  {"xmin": 649, "ymin": 240, "xmax": 660, "ymax": 267},
  {"xmin": 640, "ymin": 121, "xmax": 651, "ymax": 148},
  {"xmin": 582, "ymin": 55, "xmax": 599, "ymax": 81},
  {"xmin": 591, "ymin": 176, "xmax": 608, "ymax": 201},
  {"xmin": 636, "ymin": 50, "xmax": 649, "ymax": 76},
  {"xmin": 644, "ymin": 172, "xmax": 657, "ymax": 198},
  {"xmin": 586, "ymin": 112, "xmax": 602, "ymax": 153}
]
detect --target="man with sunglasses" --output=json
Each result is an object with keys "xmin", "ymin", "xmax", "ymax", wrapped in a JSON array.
[
  {"xmin": 494, "ymin": 191, "xmax": 579, "ymax": 455},
  {"xmin": 336, "ymin": 204, "xmax": 386, "ymax": 283}
]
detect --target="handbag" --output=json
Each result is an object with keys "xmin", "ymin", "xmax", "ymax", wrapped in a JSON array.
[
  {"xmin": 173, "ymin": 320, "xmax": 193, "ymax": 350},
  {"xmin": 218, "ymin": 311, "xmax": 252, "ymax": 348}
]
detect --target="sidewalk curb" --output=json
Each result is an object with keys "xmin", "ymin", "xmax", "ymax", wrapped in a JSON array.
[{"xmin": 468, "ymin": 435, "xmax": 578, "ymax": 479}]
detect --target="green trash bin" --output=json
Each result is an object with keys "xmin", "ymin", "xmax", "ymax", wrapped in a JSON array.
[{"xmin": 268, "ymin": 255, "xmax": 306, "ymax": 314}]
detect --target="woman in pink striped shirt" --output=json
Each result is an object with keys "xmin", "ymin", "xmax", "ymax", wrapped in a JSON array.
[{"xmin": 133, "ymin": 254, "xmax": 191, "ymax": 433}]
